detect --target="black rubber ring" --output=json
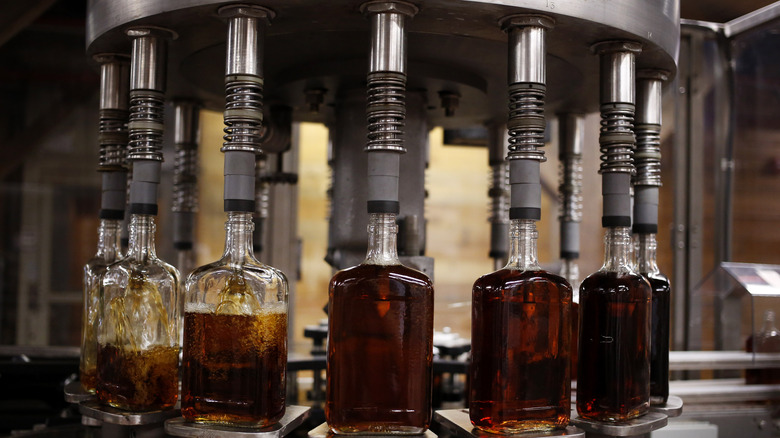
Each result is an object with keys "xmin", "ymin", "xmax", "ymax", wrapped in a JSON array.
[
  {"xmin": 99, "ymin": 209, "xmax": 125, "ymax": 220},
  {"xmin": 633, "ymin": 223, "xmax": 658, "ymax": 234},
  {"xmin": 367, "ymin": 200, "xmax": 400, "ymax": 214},
  {"xmin": 489, "ymin": 250, "xmax": 507, "ymax": 259},
  {"xmin": 509, "ymin": 207, "xmax": 541, "ymax": 220},
  {"xmin": 602, "ymin": 216, "xmax": 631, "ymax": 227},
  {"xmin": 130, "ymin": 203, "xmax": 158, "ymax": 216},
  {"xmin": 224, "ymin": 199, "xmax": 255, "ymax": 212},
  {"xmin": 173, "ymin": 241, "xmax": 193, "ymax": 250},
  {"xmin": 560, "ymin": 251, "xmax": 580, "ymax": 259}
]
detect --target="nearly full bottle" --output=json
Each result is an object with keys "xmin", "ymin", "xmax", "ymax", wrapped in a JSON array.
[
  {"xmin": 181, "ymin": 211, "xmax": 288, "ymax": 427},
  {"xmin": 470, "ymin": 219, "xmax": 572, "ymax": 433},
  {"xmin": 326, "ymin": 212, "xmax": 434, "ymax": 434},
  {"xmin": 634, "ymin": 232, "xmax": 670, "ymax": 405},
  {"xmin": 577, "ymin": 226, "xmax": 652, "ymax": 421}
]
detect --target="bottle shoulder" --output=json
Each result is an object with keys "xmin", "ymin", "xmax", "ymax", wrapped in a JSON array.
[
  {"xmin": 580, "ymin": 270, "xmax": 652, "ymax": 296},
  {"xmin": 330, "ymin": 263, "xmax": 433, "ymax": 289},
  {"xmin": 102, "ymin": 256, "xmax": 179, "ymax": 285},
  {"xmin": 187, "ymin": 259, "xmax": 288, "ymax": 286},
  {"xmin": 475, "ymin": 268, "xmax": 571, "ymax": 287}
]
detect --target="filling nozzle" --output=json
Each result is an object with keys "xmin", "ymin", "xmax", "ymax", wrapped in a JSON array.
[
  {"xmin": 592, "ymin": 40, "xmax": 642, "ymax": 228},
  {"xmin": 95, "ymin": 53, "xmax": 130, "ymax": 221},
  {"xmin": 633, "ymin": 69, "xmax": 668, "ymax": 234},
  {"xmin": 500, "ymin": 14, "xmax": 554, "ymax": 222},
  {"xmin": 361, "ymin": 1, "xmax": 418, "ymax": 214},
  {"xmin": 125, "ymin": 27, "xmax": 175, "ymax": 216},
  {"xmin": 172, "ymin": 100, "xmax": 201, "ymax": 251},
  {"xmin": 558, "ymin": 113, "xmax": 584, "ymax": 260},
  {"xmin": 219, "ymin": 4, "xmax": 275, "ymax": 213}
]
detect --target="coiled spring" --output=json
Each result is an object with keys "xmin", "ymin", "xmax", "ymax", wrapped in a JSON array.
[
  {"xmin": 559, "ymin": 157, "xmax": 583, "ymax": 223},
  {"xmin": 366, "ymin": 72, "xmax": 406, "ymax": 153},
  {"xmin": 127, "ymin": 90, "xmax": 165, "ymax": 162},
  {"xmin": 507, "ymin": 83, "xmax": 546, "ymax": 161},
  {"xmin": 488, "ymin": 163, "xmax": 510, "ymax": 223},
  {"xmin": 172, "ymin": 147, "xmax": 198, "ymax": 213},
  {"xmin": 599, "ymin": 103, "xmax": 635, "ymax": 174},
  {"xmin": 223, "ymin": 76, "xmax": 264, "ymax": 153},
  {"xmin": 98, "ymin": 108, "xmax": 129, "ymax": 169},
  {"xmin": 634, "ymin": 123, "xmax": 662, "ymax": 186}
]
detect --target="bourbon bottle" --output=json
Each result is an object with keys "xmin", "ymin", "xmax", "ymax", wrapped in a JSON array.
[
  {"xmin": 577, "ymin": 226, "xmax": 651, "ymax": 421},
  {"xmin": 181, "ymin": 211, "xmax": 288, "ymax": 427},
  {"xmin": 635, "ymin": 233, "xmax": 670, "ymax": 405},
  {"xmin": 470, "ymin": 219, "xmax": 572, "ymax": 433},
  {"xmin": 97, "ymin": 214, "xmax": 181, "ymax": 411},
  {"xmin": 80, "ymin": 219, "xmax": 122, "ymax": 393},
  {"xmin": 326, "ymin": 213, "xmax": 434, "ymax": 434}
]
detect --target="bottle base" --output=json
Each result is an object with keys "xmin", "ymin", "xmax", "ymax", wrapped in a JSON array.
[
  {"xmin": 328, "ymin": 424, "xmax": 427, "ymax": 435},
  {"xmin": 576, "ymin": 404, "xmax": 648, "ymax": 423},
  {"xmin": 184, "ymin": 414, "xmax": 281, "ymax": 429},
  {"xmin": 472, "ymin": 421, "xmax": 564, "ymax": 435}
]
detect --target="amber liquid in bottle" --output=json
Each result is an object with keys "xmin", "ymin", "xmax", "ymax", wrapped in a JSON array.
[
  {"xmin": 326, "ymin": 214, "xmax": 434, "ymax": 434},
  {"xmin": 636, "ymin": 233, "xmax": 670, "ymax": 405},
  {"xmin": 470, "ymin": 220, "xmax": 572, "ymax": 434},
  {"xmin": 571, "ymin": 301, "xmax": 579, "ymax": 381},
  {"xmin": 96, "ymin": 343, "xmax": 179, "ymax": 411},
  {"xmin": 562, "ymin": 259, "xmax": 580, "ymax": 382},
  {"xmin": 470, "ymin": 271, "xmax": 571, "ymax": 433},
  {"xmin": 182, "ymin": 306, "xmax": 287, "ymax": 426},
  {"xmin": 181, "ymin": 212, "xmax": 289, "ymax": 427},
  {"xmin": 646, "ymin": 274, "xmax": 670, "ymax": 404},
  {"xmin": 577, "ymin": 228, "xmax": 651, "ymax": 422}
]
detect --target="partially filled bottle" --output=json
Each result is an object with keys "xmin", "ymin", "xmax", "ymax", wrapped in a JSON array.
[
  {"xmin": 80, "ymin": 219, "xmax": 122, "ymax": 393},
  {"xmin": 326, "ymin": 213, "xmax": 434, "ymax": 434},
  {"xmin": 470, "ymin": 220, "xmax": 572, "ymax": 433},
  {"xmin": 97, "ymin": 214, "xmax": 181, "ymax": 411},
  {"xmin": 577, "ymin": 226, "xmax": 651, "ymax": 421},
  {"xmin": 181, "ymin": 212, "xmax": 288, "ymax": 427},
  {"xmin": 635, "ymin": 233, "xmax": 670, "ymax": 404}
]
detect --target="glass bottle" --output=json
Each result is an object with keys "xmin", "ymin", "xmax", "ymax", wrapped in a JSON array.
[
  {"xmin": 326, "ymin": 213, "xmax": 434, "ymax": 434},
  {"xmin": 561, "ymin": 258, "xmax": 580, "ymax": 381},
  {"xmin": 181, "ymin": 212, "xmax": 288, "ymax": 427},
  {"xmin": 635, "ymin": 233, "xmax": 670, "ymax": 405},
  {"xmin": 470, "ymin": 220, "xmax": 572, "ymax": 433},
  {"xmin": 80, "ymin": 219, "xmax": 122, "ymax": 393},
  {"xmin": 746, "ymin": 310, "xmax": 780, "ymax": 384},
  {"xmin": 577, "ymin": 226, "xmax": 651, "ymax": 421},
  {"xmin": 97, "ymin": 214, "xmax": 181, "ymax": 411}
]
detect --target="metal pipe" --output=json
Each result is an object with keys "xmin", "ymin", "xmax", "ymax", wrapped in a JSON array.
[
  {"xmin": 172, "ymin": 100, "xmax": 201, "ymax": 255},
  {"xmin": 501, "ymin": 14, "xmax": 554, "ymax": 221},
  {"xmin": 592, "ymin": 40, "xmax": 642, "ymax": 227},
  {"xmin": 125, "ymin": 27, "xmax": 173, "ymax": 215},
  {"xmin": 219, "ymin": 4, "xmax": 274, "ymax": 212}
]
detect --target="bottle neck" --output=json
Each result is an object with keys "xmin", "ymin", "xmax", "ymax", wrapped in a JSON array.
[
  {"xmin": 561, "ymin": 258, "xmax": 580, "ymax": 297},
  {"xmin": 127, "ymin": 215, "xmax": 157, "ymax": 263},
  {"xmin": 506, "ymin": 219, "xmax": 540, "ymax": 271},
  {"xmin": 602, "ymin": 226, "xmax": 635, "ymax": 273},
  {"xmin": 635, "ymin": 232, "xmax": 660, "ymax": 275},
  {"xmin": 222, "ymin": 211, "xmax": 256, "ymax": 264},
  {"xmin": 96, "ymin": 219, "xmax": 122, "ymax": 262},
  {"xmin": 365, "ymin": 213, "xmax": 399, "ymax": 265}
]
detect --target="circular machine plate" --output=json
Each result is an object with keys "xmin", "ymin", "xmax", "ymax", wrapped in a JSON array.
[{"xmin": 87, "ymin": 0, "xmax": 678, "ymax": 125}]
